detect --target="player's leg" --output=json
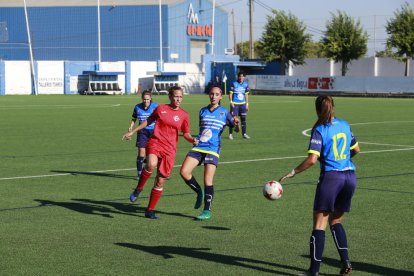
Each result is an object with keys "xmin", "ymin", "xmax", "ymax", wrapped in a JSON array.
[
  {"xmin": 329, "ymin": 212, "xmax": 352, "ymax": 275},
  {"xmin": 136, "ymin": 130, "xmax": 151, "ymax": 178},
  {"xmin": 130, "ymin": 153, "xmax": 157, "ymax": 202},
  {"xmin": 229, "ymin": 106, "xmax": 237, "ymax": 139},
  {"xmin": 307, "ymin": 211, "xmax": 329, "ymax": 275},
  {"xmin": 180, "ymin": 152, "xmax": 203, "ymax": 209},
  {"xmin": 240, "ymin": 105, "xmax": 249, "ymax": 138},
  {"xmin": 145, "ymin": 174, "xmax": 167, "ymax": 219},
  {"xmin": 196, "ymin": 161, "xmax": 217, "ymax": 220},
  {"xmin": 329, "ymin": 171, "xmax": 356, "ymax": 275},
  {"xmin": 136, "ymin": 147, "xmax": 146, "ymax": 178},
  {"xmin": 145, "ymin": 151, "xmax": 176, "ymax": 219}
]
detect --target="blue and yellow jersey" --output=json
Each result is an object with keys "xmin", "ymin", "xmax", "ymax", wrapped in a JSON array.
[
  {"xmin": 192, "ymin": 105, "xmax": 235, "ymax": 157},
  {"xmin": 308, "ymin": 118, "xmax": 358, "ymax": 172},
  {"xmin": 230, "ymin": 81, "xmax": 250, "ymax": 104},
  {"xmin": 132, "ymin": 102, "xmax": 158, "ymax": 130}
]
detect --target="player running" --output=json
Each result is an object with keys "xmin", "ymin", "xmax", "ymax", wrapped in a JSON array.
[
  {"xmin": 127, "ymin": 90, "xmax": 158, "ymax": 179},
  {"xmin": 279, "ymin": 95, "xmax": 360, "ymax": 276},
  {"xmin": 228, "ymin": 72, "xmax": 250, "ymax": 140},
  {"xmin": 122, "ymin": 86, "xmax": 197, "ymax": 219},
  {"xmin": 180, "ymin": 86, "xmax": 239, "ymax": 220}
]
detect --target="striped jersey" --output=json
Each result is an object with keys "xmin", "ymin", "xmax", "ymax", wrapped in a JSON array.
[
  {"xmin": 308, "ymin": 117, "xmax": 358, "ymax": 172},
  {"xmin": 230, "ymin": 81, "xmax": 250, "ymax": 104},
  {"xmin": 192, "ymin": 105, "xmax": 235, "ymax": 157}
]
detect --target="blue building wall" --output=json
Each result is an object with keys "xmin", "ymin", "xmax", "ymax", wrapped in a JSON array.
[
  {"xmin": 0, "ymin": 3, "xmax": 227, "ymax": 63},
  {"xmin": 0, "ymin": 61, "xmax": 5, "ymax": 95},
  {"xmin": 0, "ymin": 5, "xmax": 167, "ymax": 62},
  {"xmin": 169, "ymin": 0, "xmax": 228, "ymax": 62}
]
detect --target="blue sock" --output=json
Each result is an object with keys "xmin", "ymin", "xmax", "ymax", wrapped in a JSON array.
[
  {"xmin": 331, "ymin": 223, "xmax": 349, "ymax": 261},
  {"xmin": 204, "ymin": 185, "xmax": 214, "ymax": 211},
  {"xmin": 137, "ymin": 156, "xmax": 145, "ymax": 176},
  {"xmin": 184, "ymin": 176, "xmax": 201, "ymax": 193},
  {"xmin": 309, "ymin": 230, "xmax": 325, "ymax": 274}
]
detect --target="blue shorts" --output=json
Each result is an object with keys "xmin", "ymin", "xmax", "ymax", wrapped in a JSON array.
[
  {"xmin": 136, "ymin": 129, "xmax": 153, "ymax": 148},
  {"xmin": 186, "ymin": 150, "xmax": 219, "ymax": 167},
  {"xmin": 231, "ymin": 104, "xmax": 248, "ymax": 116},
  {"xmin": 313, "ymin": 170, "xmax": 356, "ymax": 212}
]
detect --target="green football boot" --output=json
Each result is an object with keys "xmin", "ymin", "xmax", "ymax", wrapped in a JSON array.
[{"xmin": 195, "ymin": 210, "xmax": 211, "ymax": 221}]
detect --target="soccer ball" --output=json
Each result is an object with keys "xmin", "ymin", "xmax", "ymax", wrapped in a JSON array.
[{"xmin": 263, "ymin": 180, "xmax": 283, "ymax": 200}]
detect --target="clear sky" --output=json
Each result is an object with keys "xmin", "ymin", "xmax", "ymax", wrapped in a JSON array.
[{"xmin": 216, "ymin": 0, "xmax": 412, "ymax": 57}]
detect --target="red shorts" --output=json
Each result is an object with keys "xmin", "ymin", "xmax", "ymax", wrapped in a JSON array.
[{"xmin": 146, "ymin": 140, "xmax": 176, "ymax": 178}]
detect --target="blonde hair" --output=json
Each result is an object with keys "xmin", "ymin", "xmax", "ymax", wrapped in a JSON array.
[{"xmin": 314, "ymin": 95, "xmax": 335, "ymax": 128}]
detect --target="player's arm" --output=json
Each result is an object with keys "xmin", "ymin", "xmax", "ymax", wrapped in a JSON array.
[
  {"xmin": 183, "ymin": 132, "xmax": 199, "ymax": 146},
  {"xmin": 279, "ymin": 153, "xmax": 318, "ymax": 182},
  {"xmin": 129, "ymin": 108, "xmax": 138, "ymax": 131},
  {"xmin": 350, "ymin": 130, "xmax": 360, "ymax": 158},
  {"xmin": 350, "ymin": 143, "xmax": 360, "ymax": 157},
  {"xmin": 123, "ymin": 120, "xmax": 148, "ymax": 140},
  {"xmin": 229, "ymin": 88, "xmax": 234, "ymax": 108},
  {"xmin": 245, "ymin": 93, "xmax": 249, "ymax": 111},
  {"xmin": 128, "ymin": 118, "xmax": 137, "ymax": 132},
  {"xmin": 226, "ymin": 112, "xmax": 239, "ymax": 128}
]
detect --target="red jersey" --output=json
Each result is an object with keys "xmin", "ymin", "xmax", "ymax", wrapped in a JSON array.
[{"xmin": 146, "ymin": 104, "xmax": 190, "ymax": 153}]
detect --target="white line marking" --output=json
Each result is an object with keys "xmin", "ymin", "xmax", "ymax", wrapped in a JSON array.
[
  {"xmin": 1, "ymin": 148, "xmax": 414, "ymax": 181},
  {"xmin": 302, "ymin": 121, "xmax": 414, "ymax": 147},
  {"xmin": 0, "ymin": 104, "xmax": 122, "ymax": 110}
]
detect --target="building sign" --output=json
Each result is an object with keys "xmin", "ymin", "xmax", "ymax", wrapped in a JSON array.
[{"xmin": 186, "ymin": 3, "xmax": 212, "ymax": 37}]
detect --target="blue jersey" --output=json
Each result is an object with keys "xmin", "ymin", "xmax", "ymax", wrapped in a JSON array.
[
  {"xmin": 308, "ymin": 118, "xmax": 358, "ymax": 172},
  {"xmin": 230, "ymin": 81, "xmax": 249, "ymax": 104},
  {"xmin": 192, "ymin": 105, "xmax": 234, "ymax": 157},
  {"xmin": 132, "ymin": 102, "xmax": 158, "ymax": 130}
]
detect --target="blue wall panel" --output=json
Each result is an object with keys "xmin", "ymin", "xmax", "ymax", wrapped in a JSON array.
[
  {"xmin": 0, "ymin": 61, "xmax": 5, "ymax": 95},
  {"xmin": 0, "ymin": 4, "xmax": 227, "ymax": 63}
]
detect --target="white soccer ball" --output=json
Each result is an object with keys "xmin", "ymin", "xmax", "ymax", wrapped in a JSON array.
[{"xmin": 263, "ymin": 180, "xmax": 283, "ymax": 200}]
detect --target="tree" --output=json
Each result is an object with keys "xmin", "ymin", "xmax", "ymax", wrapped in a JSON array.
[
  {"xmin": 304, "ymin": 41, "xmax": 325, "ymax": 58},
  {"xmin": 258, "ymin": 10, "xmax": 311, "ymax": 74},
  {"xmin": 236, "ymin": 41, "xmax": 262, "ymax": 60},
  {"xmin": 385, "ymin": 3, "xmax": 414, "ymax": 76},
  {"xmin": 321, "ymin": 11, "xmax": 368, "ymax": 76}
]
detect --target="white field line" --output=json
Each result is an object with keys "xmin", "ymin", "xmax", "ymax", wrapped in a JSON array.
[
  {"xmin": 0, "ymin": 104, "xmax": 121, "ymax": 110},
  {"xmin": 1, "ymin": 147, "xmax": 414, "ymax": 181},
  {"xmin": 302, "ymin": 121, "xmax": 414, "ymax": 148}
]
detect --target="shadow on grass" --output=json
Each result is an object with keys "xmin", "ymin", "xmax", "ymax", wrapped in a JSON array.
[
  {"xmin": 33, "ymin": 198, "xmax": 195, "ymax": 219},
  {"xmin": 34, "ymin": 199, "xmax": 140, "ymax": 218},
  {"xmin": 301, "ymin": 255, "xmax": 413, "ymax": 275},
  {"xmin": 202, "ymin": 226, "xmax": 231, "ymax": 231},
  {"xmin": 116, "ymin": 243, "xmax": 303, "ymax": 275},
  {"xmin": 50, "ymin": 169, "xmax": 136, "ymax": 180},
  {"xmin": 73, "ymin": 198, "xmax": 195, "ymax": 219}
]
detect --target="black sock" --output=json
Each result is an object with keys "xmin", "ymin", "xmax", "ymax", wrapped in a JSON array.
[
  {"xmin": 331, "ymin": 223, "xmax": 349, "ymax": 261},
  {"xmin": 309, "ymin": 229, "xmax": 325, "ymax": 274},
  {"xmin": 184, "ymin": 176, "xmax": 201, "ymax": 193},
  {"xmin": 229, "ymin": 127, "xmax": 233, "ymax": 134},
  {"xmin": 204, "ymin": 185, "xmax": 214, "ymax": 211},
  {"xmin": 137, "ymin": 156, "xmax": 145, "ymax": 175},
  {"xmin": 241, "ymin": 116, "xmax": 246, "ymax": 134}
]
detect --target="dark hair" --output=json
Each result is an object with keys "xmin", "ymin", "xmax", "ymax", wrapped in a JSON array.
[
  {"xmin": 168, "ymin": 85, "xmax": 183, "ymax": 96},
  {"xmin": 209, "ymin": 85, "xmax": 223, "ymax": 95},
  {"xmin": 141, "ymin": 90, "xmax": 152, "ymax": 99},
  {"xmin": 238, "ymin": 72, "xmax": 246, "ymax": 77},
  {"xmin": 314, "ymin": 95, "xmax": 335, "ymax": 128}
]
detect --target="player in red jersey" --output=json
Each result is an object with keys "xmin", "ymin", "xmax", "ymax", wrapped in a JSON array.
[{"xmin": 122, "ymin": 86, "xmax": 197, "ymax": 219}]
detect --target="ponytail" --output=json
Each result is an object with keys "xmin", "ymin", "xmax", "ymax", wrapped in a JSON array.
[{"xmin": 313, "ymin": 95, "xmax": 335, "ymax": 128}]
